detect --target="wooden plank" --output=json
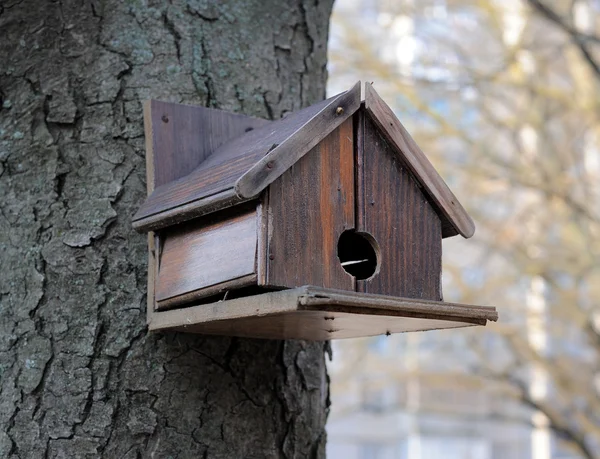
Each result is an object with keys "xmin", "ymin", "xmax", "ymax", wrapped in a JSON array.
[
  {"xmin": 133, "ymin": 82, "xmax": 361, "ymax": 233},
  {"xmin": 155, "ymin": 311, "xmax": 479, "ymax": 340},
  {"xmin": 265, "ymin": 118, "xmax": 355, "ymax": 290},
  {"xmin": 133, "ymin": 156, "xmax": 258, "ymax": 231},
  {"xmin": 356, "ymin": 115, "xmax": 443, "ymax": 300},
  {"xmin": 256, "ymin": 193, "xmax": 269, "ymax": 285},
  {"xmin": 148, "ymin": 286, "xmax": 498, "ymax": 340},
  {"xmin": 146, "ymin": 233, "xmax": 156, "ymax": 325},
  {"xmin": 354, "ymin": 106, "xmax": 366, "ymax": 231},
  {"xmin": 298, "ymin": 286, "xmax": 498, "ymax": 321},
  {"xmin": 146, "ymin": 100, "xmax": 270, "ymax": 188},
  {"xmin": 155, "ymin": 208, "xmax": 258, "ymax": 308},
  {"xmin": 133, "ymin": 188, "xmax": 245, "ymax": 233},
  {"xmin": 143, "ymin": 103, "xmax": 157, "ymax": 324},
  {"xmin": 235, "ymin": 81, "xmax": 361, "ymax": 198},
  {"xmin": 150, "ymin": 289, "xmax": 301, "ymax": 333},
  {"xmin": 364, "ymin": 83, "xmax": 475, "ymax": 239},
  {"xmin": 156, "ymin": 274, "xmax": 257, "ymax": 310},
  {"xmin": 143, "ymin": 101, "xmax": 157, "ymax": 195},
  {"xmin": 133, "ymin": 100, "xmax": 268, "ymax": 232}
]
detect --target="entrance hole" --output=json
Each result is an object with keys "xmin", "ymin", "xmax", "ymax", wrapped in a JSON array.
[{"xmin": 337, "ymin": 230, "xmax": 379, "ymax": 280}]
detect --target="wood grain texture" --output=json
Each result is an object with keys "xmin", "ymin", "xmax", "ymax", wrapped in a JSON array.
[
  {"xmin": 356, "ymin": 115, "xmax": 443, "ymax": 300},
  {"xmin": 298, "ymin": 287, "xmax": 496, "ymax": 320},
  {"xmin": 155, "ymin": 208, "xmax": 258, "ymax": 308},
  {"xmin": 256, "ymin": 194, "xmax": 269, "ymax": 285},
  {"xmin": 235, "ymin": 81, "xmax": 361, "ymax": 198},
  {"xmin": 133, "ymin": 188, "xmax": 244, "ymax": 233},
  {"xmin": 364, "ymin": 83, "xmax": 475, "ymax": 239},
  {"xmin": 265, "ymin": 118, "xmax": 355, "ymax": 290},
  {"xmin": 354, "ymin": 106, "xmax": 366, "ymax": 230},
  {"xmin": 133, "ymin": 101, "xmax": 268, "ymax": 232},
  {"xmin": 143, "ymin": 102, "xmax": 158, "ymax": 321},
  {"xmin": 143, "ymin": 101, "xmax": 157, "ymax": 196},
  {"xmin": 146, "ymin": 233, "xmax": 156, "ymax": 324},
  {"xmin": 141, "ymin": 101, "xmax": 263, "ymax": 310},
  {"xmin": 145, "ymin": 100, "xmax": 270, "ymax": 188},
  {"xmin": 156, "ymin": 274, "xmax": 257, "ymax": 310},
  {"xmin": 133, "ymin": 82, "xmax": 361, "ymax": 232},
  {"xmin": 149, "ymin": 286, "xmax": 498, "ymax": 340}
]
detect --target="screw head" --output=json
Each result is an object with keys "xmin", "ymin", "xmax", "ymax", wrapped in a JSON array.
[
  {"xmin": 266, "ymin": 161, "xmax": 274, "ymax": 169},
  {"xmin": 336, "ymin": 106, "xmax": 344, "ymax": 115}
]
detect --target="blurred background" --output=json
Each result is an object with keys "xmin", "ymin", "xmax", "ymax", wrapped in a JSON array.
[{"xmin": 325, "ymin": 1, "xmax": 600, "ymax": 458}]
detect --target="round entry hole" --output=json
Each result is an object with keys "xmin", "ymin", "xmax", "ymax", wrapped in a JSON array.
[{"xmin": 337, "ymin": 230, "xmax": 379, "ymax": 280}]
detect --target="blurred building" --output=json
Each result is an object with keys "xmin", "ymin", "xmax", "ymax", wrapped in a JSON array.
[
  {"xmin": 326, "ymin": 333, "xmax": 534, "ymax": 459},
  {"xmin": 326, "ymin": 0, "xmax": 596, "ymax": 458}
]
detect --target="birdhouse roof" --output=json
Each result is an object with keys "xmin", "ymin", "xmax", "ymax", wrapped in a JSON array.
[{"xmin": 133, "ymin": 82, "xmax": 474, "ymax": 238}]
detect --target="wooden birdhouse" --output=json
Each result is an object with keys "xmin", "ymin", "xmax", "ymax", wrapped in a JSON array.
[{"xmin": 133, "ymin": 82, "xmax": 497, "ymax": 340}]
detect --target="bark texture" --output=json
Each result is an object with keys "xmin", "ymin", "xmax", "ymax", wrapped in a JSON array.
[{"xmin": 0, "ymin": 0, "xmax": 334, "ymax": 457}]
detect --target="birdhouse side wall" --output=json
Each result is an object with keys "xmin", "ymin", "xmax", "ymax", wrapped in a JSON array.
[
  {"xmin": 356, "ymin": 113, "xmax": 443, "ymax": 301},
  {"xmin": 263, "ymin": 118, "xmax": 355, "ymax": 291},
  {"xmin": 154, "ymin": 205, "xmax": 259, "ymax": 310}
]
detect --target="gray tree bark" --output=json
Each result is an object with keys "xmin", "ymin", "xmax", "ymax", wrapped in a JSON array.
[{"xmin": 0, "ymin": 1, "xmax": 334, "ymax": 457}]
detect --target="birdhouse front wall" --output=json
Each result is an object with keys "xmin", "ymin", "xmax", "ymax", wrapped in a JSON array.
[
  {"xmin": 264, "ymin": 118, "xmax": 356, "ymax": 291},
  {"xmin": 262, "ymin": 113, "xmax": 443, "ymax": 301}
]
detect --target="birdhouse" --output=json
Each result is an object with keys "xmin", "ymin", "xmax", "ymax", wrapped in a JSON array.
[{"xmin": 133, "ymin": 82, "xmax": 498, "ymax": 340}]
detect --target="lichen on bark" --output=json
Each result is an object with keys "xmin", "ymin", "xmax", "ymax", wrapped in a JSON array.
[{"xmin": 0, "ymin": 0, "xmax": 334, "ymax": 457}]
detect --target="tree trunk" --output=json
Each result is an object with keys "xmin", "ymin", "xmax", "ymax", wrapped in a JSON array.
[{"xmin": 0, "ymin": 1, "xmax": 334, "ymax": 457}]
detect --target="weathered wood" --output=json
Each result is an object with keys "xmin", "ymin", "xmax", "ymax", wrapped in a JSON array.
[
  {"xmin": 265, "ymin": 118, "xmax": 355, "ymax": 290},
  {"xmin": 256, "ymin": 194, "xmax": 269, "ymax": 285},
  {"xmin": 133, "ymin": 82, "xmax": 361, "ymax": 233},
  {"xmin": 146, "ymin": 233, "xmax": 156, "ymax": 324},
  {"xmin": 144, "ymin": 100, "xmax": 270, "ymax": 188},
  {"xmin": 354, "ymin": 106, "xmax": 366, "ymax": 231},
  {"xmin": 155, "ymin": 208, "xmax": 258, "ymax": 309},
  {"xmin": 298, "ymin": 287, "xmax": 497, "ymax": 320},
  {"xmin": 144, "ymin": 103, "xmax": 158, "ymax": 322},
  {"xmin": 154, "ymin": 311, "xmax": 481, "ymax": 340},
  {"xmin": 156, "ymin": 274, "xmax": 258, "ymax": 310},
  {"xmin": 235, "ymin": 81, "xmax": 361, "ymax": 198},
  {"xmin": 137, "ymin": 83, "xmax": 490, "ymax": 341},
  {"xmin": 141, "ymin": 103, "xmax": 263, "ymax": 313},
  {"xmin": 148, "ymin": 286, "xmax": 498, "ymax": 340},
  {"xmin": 133, "ymin": 188, "xmax": 245, "ymax": 233},
  {"xmin": 356, "ymin": 115, "xmax": 443, "ymax": 300},
  {"xmin": 132, "ymin": 100, "xmax": 268, "ymax": 232},
  {"xmin": 364, "ymin": 83, "xmax": 475, "ymax": 239},
  {"xmin": 143, "ymin": 101, "xmax": 157, "ymax": 194}
]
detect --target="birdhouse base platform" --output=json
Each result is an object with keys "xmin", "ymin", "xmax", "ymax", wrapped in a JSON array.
[{"xmin": 148, "ymin": 286, "xmax": 497, "ymax": 340}]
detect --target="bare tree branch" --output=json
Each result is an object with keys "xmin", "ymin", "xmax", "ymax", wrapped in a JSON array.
[{"xmin": 526, "ymin": 0, "xmax": 600, "ymax": 79}]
